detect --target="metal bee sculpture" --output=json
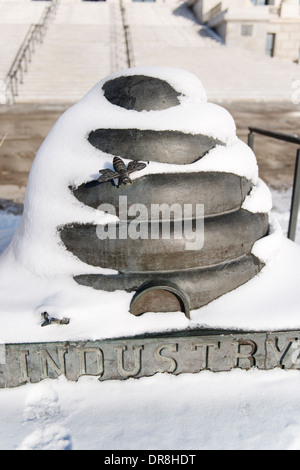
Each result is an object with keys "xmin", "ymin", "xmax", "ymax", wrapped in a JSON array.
[{"xmin": 98, "ymin": 157, "xmax": 147, "ymax": 187}]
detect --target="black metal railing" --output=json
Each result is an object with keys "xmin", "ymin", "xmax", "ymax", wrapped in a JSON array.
[
  {"xmin": 4, "ymin": 0, "xmax": 59, "ymax": 104},
  {"xmin": 203, "ymin": 2, "xmax": 223, "ymax": 23},
  {"xmin": 119, "ymin": 0, "xmax": 135, "ymax": 69},
  {"xmin": 248, "ymin": 127, "xmax": 300, "ymax": 242}
]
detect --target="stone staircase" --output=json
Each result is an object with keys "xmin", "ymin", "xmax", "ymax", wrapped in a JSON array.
[
  {"xmin": 124, "ymin": 0, "xmax": 300, "ymax": 103},
  {"xmin": 9, "ymin": 0, "xmax": 300, "ymax": 103},
  {"xmin": 0, "ymin": 0, "xmax": 47, "ymax": 100},
  {"xmin": 14, "ymin": 0, "xmax": 128, "ymax": 103}
]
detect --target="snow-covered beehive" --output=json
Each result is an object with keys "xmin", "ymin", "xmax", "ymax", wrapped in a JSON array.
[
  {"xmin": 51, "ymin": 67, "xmax": 272, "ymax": 318},
  {"xmin": 4, "ymin": 66, "xmax": 298, "ymax": 388}
]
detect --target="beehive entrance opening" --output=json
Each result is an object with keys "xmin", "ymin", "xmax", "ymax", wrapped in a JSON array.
[{"xmin": 130, "ymin": 283, "xmax": 190, "ymax": 319}]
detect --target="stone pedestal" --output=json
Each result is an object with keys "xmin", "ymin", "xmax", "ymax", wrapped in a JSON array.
[{"xmin": 1, "ymin": 329, "xmax": 300, "ymax": 388}]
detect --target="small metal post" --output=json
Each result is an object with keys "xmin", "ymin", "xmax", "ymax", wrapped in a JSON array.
[
  {"xmin": 288, "ymin": 148, "xmax": 300, "ymax": 242},
  {"xmin": 248, "ymin": 131, "xmax": 254, "ymax": 150},
  {"xmin": 13, "ymin": 73, "xmax": 18, "ymax": 97}
]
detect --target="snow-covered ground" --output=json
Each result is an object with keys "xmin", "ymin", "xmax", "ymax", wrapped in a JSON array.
[
  {"xmin": 0, "ymin": 189, "xmax": 299, "ymax": 450},
  {"xmin": 1, "ymin": 370, "xmax": 300, "ymax": 451},
  {"xmin": 0, "ymin": 211, "xmax": 22, "ymax": 255}
]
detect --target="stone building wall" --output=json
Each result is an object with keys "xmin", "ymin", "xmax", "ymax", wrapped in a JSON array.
[{"xmin": 189, "ymin": 0, "xmax": 300, "ymax": 62}]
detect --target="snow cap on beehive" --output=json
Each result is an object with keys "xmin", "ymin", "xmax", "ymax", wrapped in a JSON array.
[{"xmin": 7, "ymin": 66, "xmax": 271, "ymax": 278}]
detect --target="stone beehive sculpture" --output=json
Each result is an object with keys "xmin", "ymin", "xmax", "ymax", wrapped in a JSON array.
[
  {"xmin": 4, "ymin": 66, "xmax": 297, "ymax": 389},
  {"xmin": 58, "ymin": 68, "xmax": 271, "ymax": 319}
]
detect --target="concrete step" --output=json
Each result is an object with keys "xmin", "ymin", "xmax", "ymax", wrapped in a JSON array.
[
  {"xmin": 14, "ymin": 0, "xmax": 127, "ymax": 103},
  {"xmin": 14, "ymin": 0, "xmax": 300, "ymax": 104},
  {"xmin": 0, "ymin": 1, "xmax": 47, "ymax": 78}
]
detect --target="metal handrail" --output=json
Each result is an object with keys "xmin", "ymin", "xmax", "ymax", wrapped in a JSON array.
[
  {"xmin": 4, "ymin": 0, "xmax": 59, "ymax": 104},
  {"xmin": 119, "ymin": 0, "xmax": 135, "ymax": 69},
  {"xmin": 248, "ymin": 127, "xmax": 300, "ymax": 242},
  {"xmin": 203, "ymin": 2, "xmax": 223, "ymax": 24},
  {"xmin": 248, "ymin": 127, "xmax": 300, "ymax": 146}
]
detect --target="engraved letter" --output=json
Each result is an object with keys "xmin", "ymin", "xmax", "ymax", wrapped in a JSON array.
[
  {"xmin": 266, "ymin": 336, "xmax": 295, "ymax": 368},
  {"xmin": 233, "ymin": 340, "xmax": 257, "ymax": 368},
  {"xmin": 77, "ymin": 348, "xmax": 104, "ymax": 377},
  {"xmin": 291, "ymin": 340, "xmax": 300, "ymax": 368},
  {"xmin": 191, "ymin": 342, "xmax": 219, "ymax": 370},
  {"xmin": 114, "ymin": 345, "xmax": 143, "ymax": 378},
  {"xmin": 154, "ymin": 343, "xmax": 178, "ymax": 373},
  {"xmin": 18, "ymin": 350, "xmax": 30, "ymax": 384},
  {"xmin": 37, "ymin": 348, "xmax": 68, "ymax": 379}
]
